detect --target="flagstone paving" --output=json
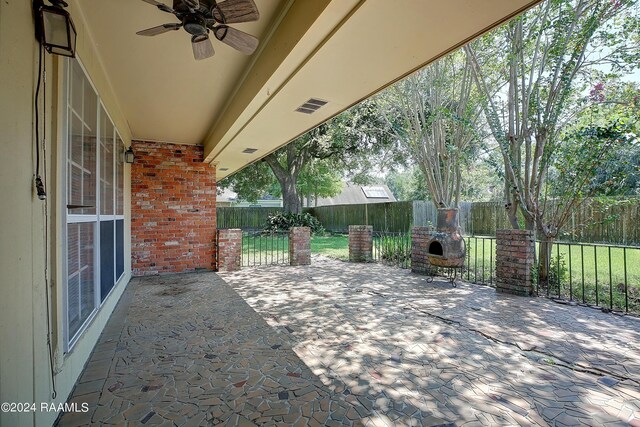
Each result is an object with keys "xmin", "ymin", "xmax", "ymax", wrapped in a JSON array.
[
  {"xmin": 58, "ymin": 255, "xmax": 640, "ymax": 426},
  {"xmin": 220, "ymin": 256, "xmax": 640, "ymax": 427}
]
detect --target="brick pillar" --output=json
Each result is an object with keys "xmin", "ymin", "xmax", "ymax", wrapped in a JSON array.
[
  {"xmin": 411, "ymin": 227, "xmax": 432, "ymax": 274},
  {"xmin": 131, "ymin": 141, "xmax": 216, "ymax": 275},
  {"xmin": 217, "ymin": 229, "xmax": 242, "ymax": 272},
  {"xmin": 495, "ymin": 229, "xmax": 535, "ymax": 296},
  {"xmin": 349, "ymin": 225, "xmax": 372, "ymax": 262},
  {"xmin": 289, "ymin": 227, "xmax": 311, "ymax": 266}
]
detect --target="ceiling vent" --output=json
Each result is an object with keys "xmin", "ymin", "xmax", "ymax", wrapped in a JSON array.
[
  {"xmin": 295, "ymin": 98, "xmax": 328, "ymax": 114},
  {"xmin": 242, "ymin": 148, "xmax": 258, "ymax": 154}
]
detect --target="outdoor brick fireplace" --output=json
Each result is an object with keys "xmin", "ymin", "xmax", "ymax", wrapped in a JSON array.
[{"xmin": 425, "ymin": 208, "xmax": 466, "ymax": 268}]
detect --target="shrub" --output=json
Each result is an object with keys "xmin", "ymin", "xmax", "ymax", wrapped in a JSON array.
[
  {"xmin": 264, "ymin": 212, "xmax": 324, "ymax": 234},
  {"xmin": 548, "ymin": 253, "xmax": 568, "ymax": 289},
  {"xmin": 378, "ymin": 233, "xmax": 411, "ymax": 265},
  {"xmin": 532, "ymin": 252, "xmax": 568, "ymax": 292}
]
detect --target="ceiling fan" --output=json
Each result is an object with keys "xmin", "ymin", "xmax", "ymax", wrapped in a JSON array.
[{"xmin": 137, "ymin": 0, "xmax": 260, "ymax": 60}]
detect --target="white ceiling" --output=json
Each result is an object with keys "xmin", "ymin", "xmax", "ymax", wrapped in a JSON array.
[{"xmin": 78, "ymin": 0, "xmax": 542, "ymax": 178}]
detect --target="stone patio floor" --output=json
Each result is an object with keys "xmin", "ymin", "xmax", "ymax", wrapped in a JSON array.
[{"xmin": 58, "ymin": 256, "xmax": 640, "ymax": 426}]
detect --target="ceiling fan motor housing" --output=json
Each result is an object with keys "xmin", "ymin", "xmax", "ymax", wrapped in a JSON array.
[{"xmin": 184, "ymin": 15, "xmax": 207, "ymax": 36}]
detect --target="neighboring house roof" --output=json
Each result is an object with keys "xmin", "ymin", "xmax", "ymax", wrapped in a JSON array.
[
  {"xmin": 233, "ymin": 199, "xmax": 283, "ymax": 208},
  {"xmin": 315, "ymin": 183, "xmax": 396, "ymax": 207},
  {"xmin": 217, "ymin": 188, "xmax": 238, "ymax": 203},
  {"xmin": 217, "ymin": 188, "xmax": 283, "ymax": 207}
]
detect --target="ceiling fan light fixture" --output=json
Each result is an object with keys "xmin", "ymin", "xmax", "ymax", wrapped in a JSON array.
[
  {"xmin": 191, "ymin": 34, "xmax": 215, "ymax": 60},
  {"xmin": 191, "ymin": 33, "xmax": 208, "ymax": 43}
]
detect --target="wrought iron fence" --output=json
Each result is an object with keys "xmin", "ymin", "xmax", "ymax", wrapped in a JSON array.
[
  {"xmin": 464, "ymin": 236, "xmax": 496, "ymax": 286},
  {"xmin": 241, "ymin": 230, "xmax": 289, "ymax": 267},
  {"xmin": 536, "ymin": 241, "xmax": 640, "ymax": 314},
  {"xmin": 459, "ymin": 236, "xmax": 639, "ymax": 315},
  {"xmin": 373, "ymin": 231, "xmax": 411, "ymax": 269}
]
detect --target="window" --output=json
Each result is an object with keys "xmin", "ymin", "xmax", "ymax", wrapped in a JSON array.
[
  {"xmin": 63, "ymin": 59, "xmax": 125, "ymax": 349},
  {"xmin": 362, "ymin": 186, "xmax": 389, "ymax": 199}
]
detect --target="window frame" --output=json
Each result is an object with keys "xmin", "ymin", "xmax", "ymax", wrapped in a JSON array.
[{"xmin": 61, "ymin": 57, "xmax": 125, "ymax": 352}]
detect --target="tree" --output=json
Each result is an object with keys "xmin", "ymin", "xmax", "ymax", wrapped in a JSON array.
[
  {"xmin": 465, "ymin": 0, "xmax": 640, "ymax": 287},
  {"xmin": 574, "ymin": 79, "xmax": 640, "ymax": 196},
  {"xmin": 220, "ymin": 100, "xmax": 395, "ymax": 213},
  {"xmin": 217, "ymin": 160, "xmax": 274, "ymax": 203},
  {"xmin": 375, "ymin": 51, "xmax": 482, "ymax": 208},
  {"xmin": 385, "ymin": 167, "xmax": 429, "ymax": 201},
  {"xmin": 297, "ymin": 159, "xmax": 343, "ymax": 207}
]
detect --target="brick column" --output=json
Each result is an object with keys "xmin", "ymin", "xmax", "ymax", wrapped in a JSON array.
[
  {"xmin": 289, "ymin": 227, "xmax": 311, "ymax": 266},
  {"xmin": 349, "ymin": 225, "xmax": 372, "ymax": 262},
  {"xmin": 217, "ymin": 229, "xmax": 242, "ymax": 272},
  {"xmin": 131, "ymin": 141, "xmax": 216, "ymax": 275},
  {"xmin": 411, "ymin": 227, "xmax": 432, "ymax": 274},
  {"xmin": 495, "ymin": 229, "xmax": 535, "ymax": 296}
]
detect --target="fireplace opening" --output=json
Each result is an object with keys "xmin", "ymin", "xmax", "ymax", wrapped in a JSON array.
[{"xmin": 428, "ymin": 241, "xmax": 443, "ymax": 256}]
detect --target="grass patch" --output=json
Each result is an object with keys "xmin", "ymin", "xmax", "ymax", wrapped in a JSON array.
[
  {"xmin": 310, "ymin": 234, "xmax": 349, "ymax": 260},
  {"xmin": 463, "ymin": 237, "xmax": 640, "ymax": 312}
]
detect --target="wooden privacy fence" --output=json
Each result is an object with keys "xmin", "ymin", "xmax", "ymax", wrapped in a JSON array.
[
  {"xmin": 306, "ymin": 201, "xmax": 503, "ymax": 235},
  {"xmin": 216, "ymin": 197, "xmax": 640, "ymax": 245},
  {"xmin": 307, "ymin": 202, "xmax": 415, "ymax": 233},
  {"xmin": 217, "ymin": 206, "xmax": 283, "ymax": 230}
]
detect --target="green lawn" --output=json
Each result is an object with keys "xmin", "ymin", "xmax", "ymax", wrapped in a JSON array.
[
  {"xmin": 452, "ymin": 236, "xmax": 640, "ymax": 312},
  {"xmin": 310, "ymin": 234, "xmax": 349, "ymax": 260}
]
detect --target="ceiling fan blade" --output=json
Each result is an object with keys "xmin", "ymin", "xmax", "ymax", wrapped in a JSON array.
[
  {"xmin": 192, "ymin": 36, "xmax": 215, "ymax": 60},
  {"xmin": 212, "ymin": 0, "xmax": 259, "ymax": 24},
  {"xmin": 214, "ymin": 25, "xmax": 258, "ymax": 55},
  {"xmin": 136, "ymin": 23, "xmax": 182, "ymax": 36},
  {"xmin": 141, "ymin": 0, "xmax": 175, "ymax": 14}
]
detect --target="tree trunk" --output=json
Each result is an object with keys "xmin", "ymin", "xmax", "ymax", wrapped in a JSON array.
[
  {"xmin": 264, "ymin": 152, "xmax": 304, "ymax": 214},
  {"xmin": 537, "ymin": 233, "xmax": 560, "ymax": 296},
  {"xmin": 282, "ymin": 177, "xmax": 301, "ymax": 214}
]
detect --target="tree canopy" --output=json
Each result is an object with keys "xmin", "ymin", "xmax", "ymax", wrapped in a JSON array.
[{"xmin": 218, "ymin": 100, "xmax": 396, "ymax": 212}]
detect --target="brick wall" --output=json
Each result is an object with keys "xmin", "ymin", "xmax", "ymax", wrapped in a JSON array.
[
  {"xmin": 217, "ymin": 229, "xmax": 242, "ymax": 272},
  {"xmin": 289, "ymin": 227, "xmax": 311, "ymax": 266},
  {"xmin": 349, "ymin": 225, "xmax": 372, "ymax": 262},
  {"xmin": 131, "ymin": 141, "xmax": 216, "ymax": 275},
  {"xmin": 411, "ymin": 227, "xmax": 432, "ymax": 274},
  {"xmin": 495, "ymin": 229, "xmax": 535, "ymax": 296}
]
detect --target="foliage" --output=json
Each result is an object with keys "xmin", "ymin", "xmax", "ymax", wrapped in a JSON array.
[
  {"xmin": 532, "ymin": 252, "xmax": 569, "ymax": 292},
  {"xmin": 264, "ymin": 212, "xmax": 324, "ymax": 234},
  {"xmin": 384, "ymin": 168, "xmax": 430, "ymax": 201},
  {"xmin": 375, "ymin": 51, "xmax": 483, "ymax": 208},
  {"xmin": 465, "ymin": 0, "xmax": 640, "ymax": 285},
  {"xmin": 378, "ymin": 233, "xmax": 411, "ymax": 265},
  {"xmin": 219, "ymin": 100, "xmax": 396, "ymax": 213},
  {"xmin": 297, "ymin": 159, "xmax": 344, "ymax": 207},
  {"xmin": 218, "ymin": 160, "xmax": 273, "ymax": 204},
  {"xmin": 385, "ymin": 160, "xmax": 503, "ymax": 202},
  {"xmin": 570, "ymin": 78, "xmax": 640, "ymax": 197},
  {"xmin": 465, "ymin": 0, "xmax": 640, "ymax": 233}
]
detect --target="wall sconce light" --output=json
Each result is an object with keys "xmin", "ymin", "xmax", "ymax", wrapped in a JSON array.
[
  {"xmin": 124, "ymin": 146, "xmax": 135, "ymax": 164},
  {"xmin": 33, "ymin": 0, "xmax": 77, "ymax": 58}
]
